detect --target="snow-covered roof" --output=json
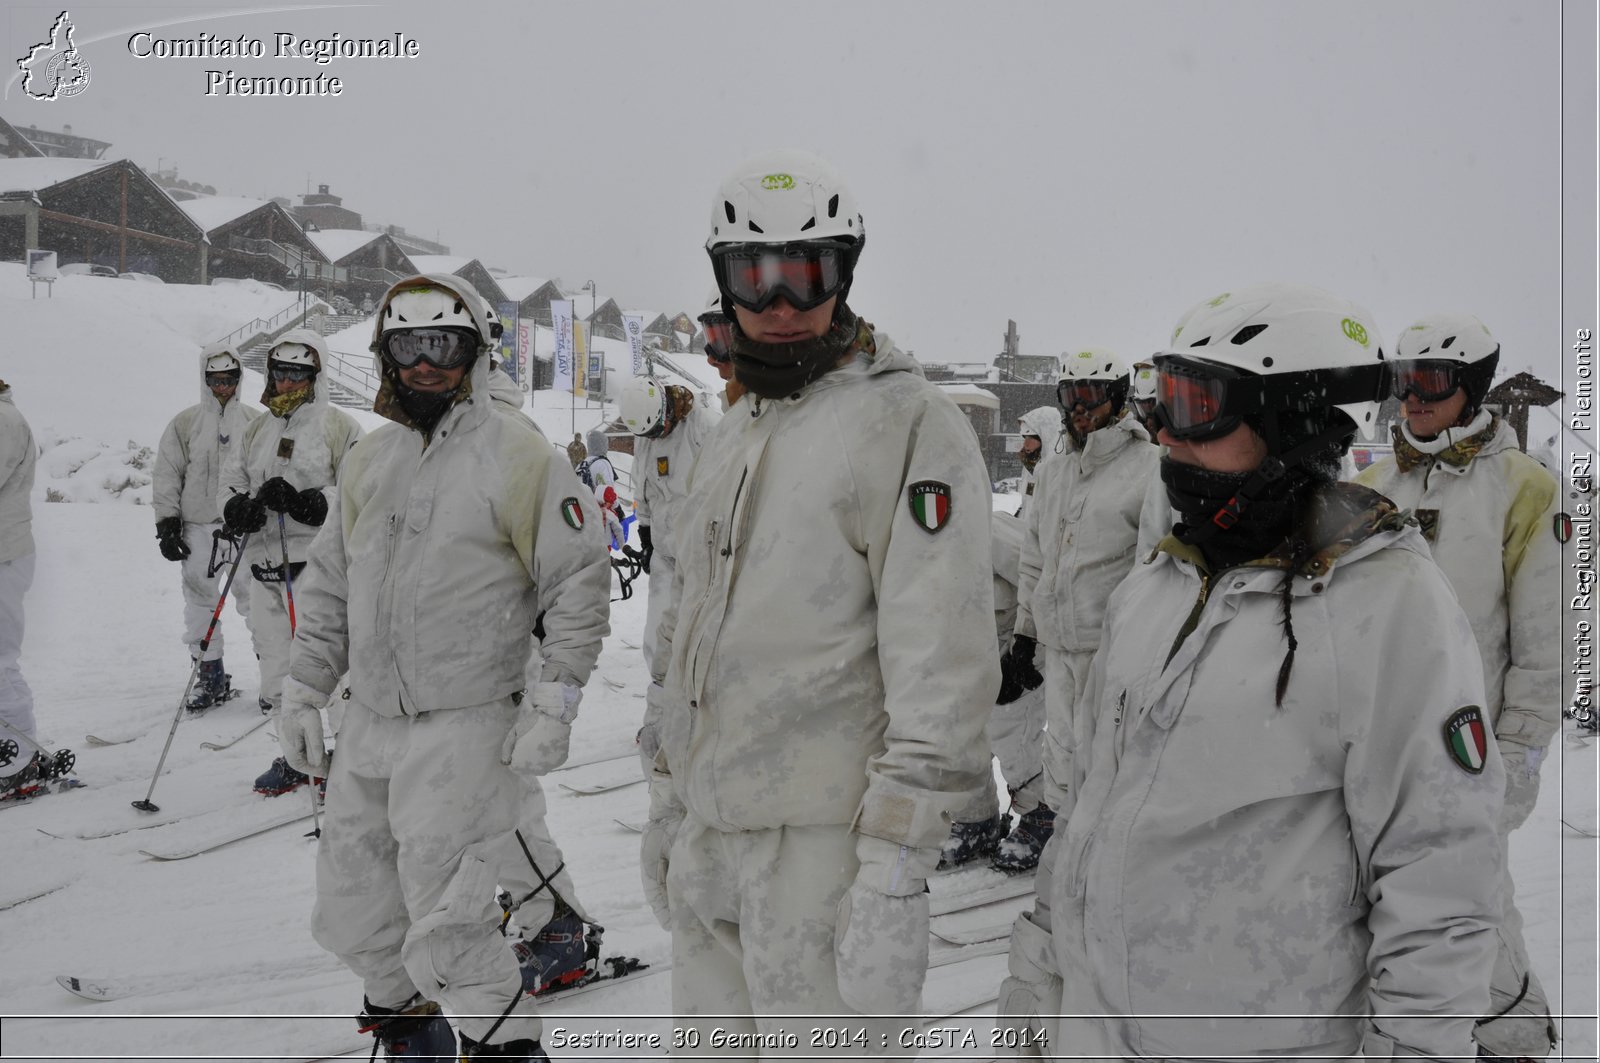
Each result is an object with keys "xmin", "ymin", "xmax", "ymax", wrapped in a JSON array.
[
  {"xmin": 178, "ymin": 195, "xmax": 276, "ymax": 232},
  {"xmin": 496, "ymin": 275, "xmax": 553, "ymax": 301},
  {"xmin": 0, "ymin": 156, "xmax": 113, "ymax": 193},
  {"xmin": 937, "ymin": 382, "xmax": 1001, "ymax": 409},
  {"xmin": 407, "ymin": 254, "xmax": 472, "ymax": 275},
  {"xmin": 307, "ymin": 228, "xmax": 385, "ymax": 262}
]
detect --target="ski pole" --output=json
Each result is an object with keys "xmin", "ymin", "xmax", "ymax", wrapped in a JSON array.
[
  {"xmin": 134, "ymin": 531, "xmax": 252, "ymax": 813},
  {"xmin": 277, "ymin": 512, "xmax": 320, "ymax": 838}
]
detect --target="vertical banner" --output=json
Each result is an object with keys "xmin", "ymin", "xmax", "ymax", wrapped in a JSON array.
[
  {"xmin": 495, "ymin": 302, "xmax": 517, "ymax": 383},
  {"xmin": 517, "ymin": 317, "xmax": 532, "ymax": 392},
  {"xmin": 573, "ymin": 321, "xmax": 588, "ymax": 399},
  {"xmin": 622, "ymin": 313, "xmax": 646, "ymax": 377},
  {"xmin": 551, "ymin": 299, "xmax": 574, "ymax": 393}
]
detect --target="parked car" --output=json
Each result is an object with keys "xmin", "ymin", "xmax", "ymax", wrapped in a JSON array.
[
  {"xmin": 59, "ymin": 263, "xmax": 118, "ymax": 278},
  {"xmin": 117, "ymin": 272, "xmax": 165, "ymax": 284}
]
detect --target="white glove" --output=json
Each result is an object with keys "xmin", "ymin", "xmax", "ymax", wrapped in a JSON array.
[
  {"xmin": 639, "ymin": 770, "xmax": 686, "ymax": 930},
  {"xmin": 996, "ymin": 910, "xmax": 1062, "ymax": 1057},
  {"xmin": 276, "ymin": 680, "xmax": 330, "ymax": 778},
  {"xmin": 501, "ymin": 681, "xmax": 581, "ymax": 778},
  {"xmin": 834, "ymin": 834, "xmax": 939, "ymax": 1014}
]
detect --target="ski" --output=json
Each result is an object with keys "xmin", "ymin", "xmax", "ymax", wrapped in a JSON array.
[
  {"xmin": 558, "ymin": 776, "xmax": 644, "ymax": 796},
  {"xmin": 1565, "ymin": 730, "xmax": 1598, "ymax": 749},
  {"xmin": 929, "ymin": 869, "xmax": 1035, "ymax": 917},
  {"xmin": 0, "ymin": 876, "xmax": 72, "ymax": 912},
  {"xmin": 928, "ymin": 935, "xmax": 1010, "ymax": 966},
  {"xmin": 601, "ymin": 676, "xmax": 627, "ymax": 691},
  {"xmin": 614, "ymin": 818, "xmax": 645, "ymax": 833},
  {"xmin": 1562, "ymin": 818, "xmax": 1598, "ymax": 839},
  {"xmin": 199, "ymin": 715, "xmax": 270, "ymax": 750},
  {"xmin": 85, "ymin": 731, "xmax": 142, "ymax": 747},
  {"xmin": 932, "ymin": 922, "xmax": 1012, "ymax": 947},
  {"xmin": 137, "ymin": 802, "xmax": 314, "ymax": 861},
  {"xmin": 2, "ymin": 776, "xmax": 86, "ymax": 808},
  {"xmin": 56, "ymin": 974, "xmax": 136, "ymax": 1002}
]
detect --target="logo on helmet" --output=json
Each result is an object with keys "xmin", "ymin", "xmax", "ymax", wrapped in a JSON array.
[
  {"xmin": 760, "ymin": 173, "xmax": 795, "ymax": 191},
  {"xmin": 1341, "ymin": 318, "xmax": 1369, "ymax": 346},
  {"xmin": 1206, "ymin": 292, "xmax": 1231, "ymax": 308}
]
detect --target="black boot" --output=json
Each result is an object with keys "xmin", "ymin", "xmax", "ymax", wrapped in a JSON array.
[{"xmin": 357, "ymin": 995, "xmax": 457, "ymax": 1060}]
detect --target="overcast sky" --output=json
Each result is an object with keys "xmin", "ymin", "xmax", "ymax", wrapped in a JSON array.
[{"xmin": 2, "ymin": 1, "xmax": 1586, "ymax": 387}]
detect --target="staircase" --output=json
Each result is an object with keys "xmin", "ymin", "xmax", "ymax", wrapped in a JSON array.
[{"xmin": 218, "ymin": 305, "xmax": 376, "ymax": 411}]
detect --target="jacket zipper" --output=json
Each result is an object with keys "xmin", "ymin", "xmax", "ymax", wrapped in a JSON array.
[{"xmin": 1164, "ymin": 570, "xmax": 1211, "ymax": 667}]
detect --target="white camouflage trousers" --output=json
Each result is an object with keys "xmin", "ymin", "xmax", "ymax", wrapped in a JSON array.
[
  {"xmin": 312, "ymin": 696, "xmax": 583, "ymax": 1046},
  {"xmin": 1040, "ymin": 645, "xmax": 1096, "ymax": 815},
  {"xmin": 0, "ymin": 553, "xmax": 35, "ymax": 745},
  {"xmin": 250, "ymin": 578, "xmax": 292, "ymax": 711},
  {"xmin": 179, "ymin": 521, "xmax": 251, "ymax": 663},
  {"xmin": 666, "ymin": 818, "xmax": 905, "ymax": 1057},
  {"xmin": 641, "ymin": 552, "xmax": 675, "ymax": 678}
]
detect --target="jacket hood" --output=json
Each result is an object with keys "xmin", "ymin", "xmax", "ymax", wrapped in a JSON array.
[
  {"xmin": 585, "ymin": 428, "xmax": 609, "ymax": 457},
  {"xmin": 260, "ymin": 328, "xmax": 331, "ymax": 416},
  {"xmin": 199, "ymin": 341, "xmax": 241, "ymax": 406},
  {"xmin": 1018, "ymin": 405, "xmax": 1064, "ymax": 458}
]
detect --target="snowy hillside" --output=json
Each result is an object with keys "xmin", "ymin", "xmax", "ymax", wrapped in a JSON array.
[{"xmin": 0, "ymin": 278, "xmax": 1594, "ymax": 1061}]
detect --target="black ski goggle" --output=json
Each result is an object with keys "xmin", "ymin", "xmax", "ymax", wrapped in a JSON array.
[
  {"xmin": 205, "ymin": 371, "xmax": 241, "ymax": 388},
  {"xmin": 701, "ymin": 317, "xmax": 733, "ymax": 362},
  {"xmin": 380, "ymin": 327, "xmax": 479, "ymax": 369},
  {"xmin": 1390, "ymin": 360, "xmax": 1464, "ymax": 403},
  {"xmin": 269, "ymin": 364, "xmax": 316, "ymax": 383},
  {"xmin": 1057, "ymin": 380, "xmax": 1118, "ymax": 411},
  {"xmin": 710, "ymin": 239, "xmax": 851, "ymax": 313}
]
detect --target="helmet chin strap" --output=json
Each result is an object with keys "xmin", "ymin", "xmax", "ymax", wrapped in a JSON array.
[{"xmin": 1183, "ymin": 420, "xmax": 1350, "ymax": 545}]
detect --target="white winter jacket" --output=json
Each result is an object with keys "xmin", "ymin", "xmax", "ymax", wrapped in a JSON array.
[
  {"xmin": 1016, "ymin": 405, "xmax": 1063, "ymax": 519},
  {"xmin": 1016, "ymin": 414, "xmax": 1157, "ymax": 651},
  {"xmin": 154, "ymin": 348, "xmax": 262, "ymax": 525},
  {"xmin": 655, "ymin": 330, "xmax": 999, "ymax": 849},
  {"xmin": 1356, "ymin": 416, "xmax": 1561, "ymax": 749},
  {"xmin": 218, "ymin": 331, "xmax": 362, "ymax": 573},
  {"xmin": 0, "ymin": 384, "xmax": 36, "ymax": 565},
  {"xmin": 632, "ymin": 399, "xmax": 718, "ymax": 564},
  {"xmin": 289, "ymin": 350, "xmax": 611, "ymax": 714},
  {"xmin": 1047, "ymin": 485, "xmax": 1503, "ymax": 1059}
]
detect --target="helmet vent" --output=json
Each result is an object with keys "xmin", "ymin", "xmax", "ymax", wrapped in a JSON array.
[
  {"xmin": 1441, "ymin": 335, "xmax": 1456, "ymax": 349},
  {"xmin": 1189, "ymin": 336, "xmax": 1211, "ymax": 347},
  {"xmin": 724, "ymin": 201, "xmax": 736, "ymax": 224},
  {"xmin": 1231, "ymin": 323, "xmax": 1269, "ymax": 345},
  {"xmin": 748, "ymin": 220, "xmax": 764, "ymax": 234},
  {"xmin": 828, "ymin": 194, "xmax": 840, "ymax": 218},
  {"xmin": 800, "ymin": 217, "xmax": 816, "ymax": 231}
]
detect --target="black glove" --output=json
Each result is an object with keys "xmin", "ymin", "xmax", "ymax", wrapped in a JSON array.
[
  {"xmin": 288, "ymin": 487, "xmax": 328, "ymax": 527},
  {"xmin": 257, "ymin": 476, "xmax": 298, "ymax": 512},
  {"xmin": 156, "ymin": 516, "xmax": 189, "ymax": 562},
  {"xmin": 223, "ymin": 492, "xmax": 267, "ymax": 535},
  {"xmin": 999, "ymin": 634, "xmax": 1044, "ymax": 699},
  {"xmin": 637, "ymin": 524, "xmax": 654, "ymax": 575}
]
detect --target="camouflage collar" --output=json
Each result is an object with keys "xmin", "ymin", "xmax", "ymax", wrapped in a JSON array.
[
  {"xmin": 1392, "ymin": 413, "xmax": 1499, "ymax": 473},
  {"xmin": 266, "ymin": 384, "xmax": 314, "ymax": 419}
]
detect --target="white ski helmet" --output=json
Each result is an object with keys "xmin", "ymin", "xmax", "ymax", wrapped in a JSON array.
[
  {"xmin": 619, "ymin": 376, "xmax": 669, "ymax": 437},
  {"xmin": 203, "ymin": 348, "xmax": 241, "ymax": 374},
  {"xmin": 369, "ymin": 274, "xmax": 497, "ymax": 354},
  {"xmin": 1391, "ymin": 313, "xmax": 1500, "ymax": 412},
  {"xmin": 1058, "ymin": 347, "xmax": 1129, "ymax": 385},
  {"xmin": 268, "ymin": 329, "xmax": 323, "ymax": 370},
  {"xmin": 706, "ymin": 149, "xmax": 862, "ymax": 250},
  {"xmin": 1130, "ymin": 361, "xmax": 1158, "ymax": 402},
  {"xmin": 1154, "ymin": 282, "xmax": 1388, "ymax": 444},
  {"xmin": 698, "ymin": 286, "xmax": 726, "ymax": 325}
]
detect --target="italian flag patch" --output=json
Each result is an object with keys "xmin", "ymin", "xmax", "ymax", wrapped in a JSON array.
[
  {"xmin": 907, "ymin": 480, "xmax": 952, "ymax": 533},
  {"xmin": 560, "ymin": 497, "xmax": 584, "ymax": 530},
  {"xmin": 1443, "ymin": 706, "xmax": 1489, "ymax": 774}
]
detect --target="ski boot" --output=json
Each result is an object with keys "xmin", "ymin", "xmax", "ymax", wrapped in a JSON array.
[
  {"xmin": 459, "ymin": 1033, "xmax": 551, "ymax": 1059},
  {"xmin": 512, "ymin": 901, "xmax": 593, "ymax": 995},
  {"xmin": 185, "ymin": 658, "xmax": 232, "ymax": 714},
  {"xmin": 357, "ymin": 994, "xmax": 457, "ymax": 1060},
  {"xmin": 990, "ymin": 804, "xmax": 1056, "ymax": 874},
  {"xmin": 258, "ymin": 696, "xmax": 274, "ymax": 715},
  {"xmin": 938, "ymin": 812, "xmax": 1008, "ymax": 870},
  {"xmin": 253, "ymin": 755, "xmax": 309, "ymax": 796},
  {"xmin": 0, "ymin": 750, "xmax": 46, "ymax": 794}
]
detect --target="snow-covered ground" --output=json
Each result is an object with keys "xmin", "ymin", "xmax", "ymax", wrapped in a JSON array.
[{"xmin": 0, "ymin": 272, "xmax": 1594, "ymax": 1061}]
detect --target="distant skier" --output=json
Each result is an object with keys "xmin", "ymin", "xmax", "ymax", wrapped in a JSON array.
[
  {"xmin": 0, "ymin": 379, "xmax": 41, "ymax": 791},
  {"xmin": 217, "ymin": 329, "xmax": 361, "ymax": 796},
  {"xmin": 1356, "ymin": 313, "xmax": 1561, "ymax": 1059},
  {"xmin": 574, "ymin": 427, "xmax": 615, "ymax": 494},
  {"xmin": 616, "ymin": 375, "xmax": 718, "ymax": 683},
  {"xmin": 282, "ymin": 274, "xmax": 610, "ymax": 1061},
  {"xmin": 642, "ymin": 150, "xmax": 997, "ymax": 1050},
  {"xmin": 152, "ymin": 343, "xmax": 261, "ymax": 713},
  {"xmin": 999, "ymin": 348, "xmax": 1155, "ymax": 872},
  {"xmin": 999, "ymin": 283, "xmax": 1505, "ymax": 1059}
]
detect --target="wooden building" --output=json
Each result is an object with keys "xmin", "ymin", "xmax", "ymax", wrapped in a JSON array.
[{"xmin": 182, "ymin": 196, "xmax": 333, "ymax": 289}]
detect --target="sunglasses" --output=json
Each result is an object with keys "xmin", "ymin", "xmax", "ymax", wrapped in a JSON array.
[
  {"xmin": 701, "ymin": 318, "xmax": 733, "ymax": 362},
  {"xmin": 205, "ymin": 371, "xmax": 241, "ymax": 388},
  {"xmin": 1389, "ymin": 360, "xmax": 1463, "ymax": 403},
  {"xmin": 380, "ymin": 327, "xmax": 479, "ymax": 369},
  {"xmin": 711, "ymin": 240, "xmax": 851, "ymax": 313},
  {"xmin": 269, "ymin": 364, "xmax": 316, "ymax": 383}
]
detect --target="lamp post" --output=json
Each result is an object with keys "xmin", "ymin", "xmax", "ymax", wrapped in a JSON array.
[{"xmin": 580, "ymin": 279, "xmax": 597, "ymax": 403}]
